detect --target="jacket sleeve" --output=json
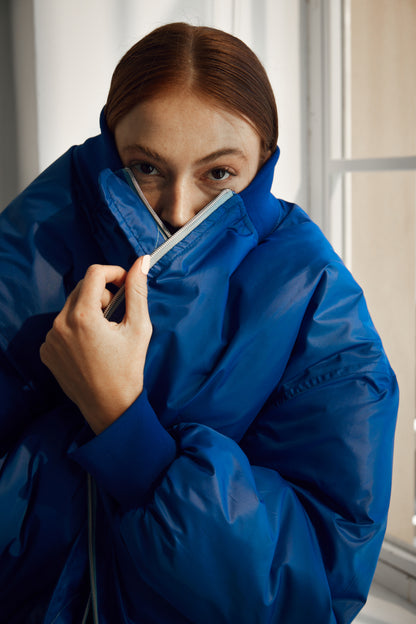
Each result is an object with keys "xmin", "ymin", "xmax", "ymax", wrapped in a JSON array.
[{"xmin": 70, "ymin": 264, "xmax": 398, "ymax": 624}]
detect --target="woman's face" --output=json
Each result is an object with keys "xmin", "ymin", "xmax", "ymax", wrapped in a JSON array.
[{"xmin": 114, "ymin": 90, "xmax": 264, "ymax": 233}]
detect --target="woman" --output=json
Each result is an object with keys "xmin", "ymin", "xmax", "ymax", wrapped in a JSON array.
[{"xmin": 0, "ymin": 23, "xmax": 398, "ymax": 624}]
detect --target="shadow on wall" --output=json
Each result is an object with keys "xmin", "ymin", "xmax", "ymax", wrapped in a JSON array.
[{"xmin": 0, "ymin": 0, "xmax": 18, "ymax": 209}]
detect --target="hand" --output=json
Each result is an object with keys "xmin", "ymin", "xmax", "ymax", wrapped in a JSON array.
[{"xmin": 40, "ymin": 256, "xmax": 152, "ymax": 434}]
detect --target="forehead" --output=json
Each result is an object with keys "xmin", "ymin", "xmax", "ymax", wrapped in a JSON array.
[{"xmin": 114, "ymin": 90, "xmax": 261, "ymax": 159}]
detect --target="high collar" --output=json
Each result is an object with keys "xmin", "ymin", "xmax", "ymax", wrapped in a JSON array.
[
  {"xmin": 239, "ymin": 147, "xmax": 282, "ymax": 240},
  {"xmin": 73, "ymin": 109, "xmax": 284, "ymax": 243},
  {"xmin": 71, "ymin": 109, "xmax": 122, "ymax": 210}
]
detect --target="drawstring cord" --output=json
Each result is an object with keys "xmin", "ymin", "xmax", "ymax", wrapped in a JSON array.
[{"xmin": 87, "ymin": 473, "xmax": 99, "ymax": 623}]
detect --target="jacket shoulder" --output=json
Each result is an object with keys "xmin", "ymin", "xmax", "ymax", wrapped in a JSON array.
[
  {"xmin": 2, "ymin": 148, "xmax": 75, "ymax": 223},
  {"xmin": 0, "ymin": 143, "xmax": 103, "ymax": 368}
]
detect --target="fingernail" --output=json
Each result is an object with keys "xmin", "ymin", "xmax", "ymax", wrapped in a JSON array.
[{"xmin": 141, "ymin": 255, "xmax": 150, "ymax": 276}]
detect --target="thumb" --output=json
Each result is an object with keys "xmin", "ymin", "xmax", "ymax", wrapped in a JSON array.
[{"xmin": 123, "ymin": 255, "xmax": 151, "ymax": 330}]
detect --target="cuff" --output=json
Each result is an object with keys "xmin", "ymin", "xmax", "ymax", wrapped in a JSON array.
[{"xmin": 69, "ymin": 391, "xmax": 176, "ymax": 509}]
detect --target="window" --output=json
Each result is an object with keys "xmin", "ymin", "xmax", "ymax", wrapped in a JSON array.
[{"xmin": 308, "ymin": 0, "xmax": 416, "ymax": 599}]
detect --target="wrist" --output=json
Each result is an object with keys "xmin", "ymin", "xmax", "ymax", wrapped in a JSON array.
[
  {"xmin": 79, "ymin": 385, "xmax": 143, "ymax": 435},
  {"xmin": 69, "ymin": 391, "xmax": 177, "ymax": 508}
]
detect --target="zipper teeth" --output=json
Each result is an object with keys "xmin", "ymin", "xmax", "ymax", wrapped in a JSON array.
[
  {"xmin": 149, "ymin": 188, "xmax": 233, "ymax": 265},
  {"xmin": 124, "ymin": 168, "xmax": 171, "ymax": 240},
  {"xmin": 103, "ymin": 188, "xmax": 233, "ymax": 320},
  {"xmin": 103, "ymin": 284, "xmax": 126, "ymax": 320}
]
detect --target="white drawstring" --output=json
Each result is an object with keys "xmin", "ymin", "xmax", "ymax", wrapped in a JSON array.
[
  {"xmin": 81, "ymin": 594, "xmax": 91, "ymax": 624},
  {"xmin": 87, "ymin": 474, "xmax": 99, "ymax": 624}
]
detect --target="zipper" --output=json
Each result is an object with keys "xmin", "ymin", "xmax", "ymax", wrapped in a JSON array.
[
  {"xmin": 90, "ymin": 186, "xmax": 234, "ymax": 619},
  {"xmin": 103, "ymin": 187, "xmax": 234, "ymax": 320},
  {"xmin": 123, "ymin": 168, "xmax": 172, "ymax": 240},
  {"xmin": 87, "ymin": 474, "xmax": 99, "ymax": 624}
]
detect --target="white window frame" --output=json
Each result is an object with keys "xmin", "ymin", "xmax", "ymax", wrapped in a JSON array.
[
  {"xmin": 307, "ymin": 0, "xmax": 416, "ymax": 255},
  {"xmin": 306, "ymin": 0, "xmax": 416, "ymax": 604}
]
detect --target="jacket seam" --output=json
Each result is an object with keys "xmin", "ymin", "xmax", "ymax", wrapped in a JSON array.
[{"xmin": 275, "ymin": 362, "xmax": 391, "ymax": 406}]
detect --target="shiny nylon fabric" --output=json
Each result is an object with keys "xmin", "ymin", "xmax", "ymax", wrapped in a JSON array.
[{"xmin": 0, "ymin": 114, "xmax": 398, "ymax": 623}]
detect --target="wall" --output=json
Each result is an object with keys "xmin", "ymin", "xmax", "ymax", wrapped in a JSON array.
[
  {"xmin": 349, "ymin": 0, "xmax": 416, "ymax": 544},
  {"xmin": 1, "ymin": 0, "xmax": 309, "ymax": 210},
  {"xmin": 0, "ymin": 0, "xmax": 18, "ymax": 207}
]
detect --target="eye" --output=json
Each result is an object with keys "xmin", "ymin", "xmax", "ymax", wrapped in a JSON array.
[
  {"xmin": 208, "ymin": 168, "xmax": 232, "ymax": 181},
  {"xmin": 133, "ymin": 162, "xmax": 159, "ymax": 176}
]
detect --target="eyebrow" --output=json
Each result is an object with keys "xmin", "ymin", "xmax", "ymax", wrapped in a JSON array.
[
  {"xmin": 120, "ymin": 144, "xmax": 168, "ymax": 165},
  {"xmin": 195, "ymin": 148, "xmax": 248, "ymax": 166},
  {"xmin": 120, "ymin": 144, "xmax": 248, "ymax": 166}
]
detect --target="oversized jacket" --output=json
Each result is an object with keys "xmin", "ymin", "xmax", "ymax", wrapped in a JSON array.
[{"xmin": 0, "ymin": 112, "xmax": 398, "ymax": 624}]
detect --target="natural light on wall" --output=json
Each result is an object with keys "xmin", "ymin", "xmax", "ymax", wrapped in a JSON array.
[
  {"xmin": 9, "ymin": 0, "xmax": 307, "ymax": 210},
  {"xmin": 323, "ymin": 0, "xmax": 416, "ymax": 548},
  {"xmin": 348, "ymin": 0, "xmax": 416, "ymax": 548}
]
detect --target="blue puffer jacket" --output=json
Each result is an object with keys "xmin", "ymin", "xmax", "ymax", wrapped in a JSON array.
[{"xmin": 0, "ymin": 113, "xmax": 398, "ymax": 624}]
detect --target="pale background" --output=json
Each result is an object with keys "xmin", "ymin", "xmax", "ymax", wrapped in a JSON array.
[
  {"xmin": 1, "ymin": 2, "xmax": 415, "ymax": 617},
  {"xmin": 0, "ymin": 0, "xmax": 309, "ymax": 212}
]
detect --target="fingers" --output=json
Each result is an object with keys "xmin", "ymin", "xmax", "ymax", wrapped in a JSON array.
[
  {"xmin": 39, "ymin": 258, "xmax": 153, "ymax": 431},
  {"xmin": 81, "ymin": 264, "xmax": 127, "ymax": 309},
  {"xmin": 100, "ymin": 287, "xmax": 114, "ymax": 310},
  {"xmin": 56, "ymin": 258, "xmax": 151, "ymax": 330},
  {"xmin": 123, "ymin": 256, "xmax": 152, "ymax": 333},
  {"xmin": 63, "ymin": 264, "xmax": 127, "ymax": 318}
]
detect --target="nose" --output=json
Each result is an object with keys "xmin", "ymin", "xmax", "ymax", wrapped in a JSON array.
[{"xmin": 156, "ymin": 181, "xmax": 206, "ymax": 234}]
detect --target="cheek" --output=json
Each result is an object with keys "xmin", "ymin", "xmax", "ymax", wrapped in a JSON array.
[
  {"xmin": 233, "ymin": 165, "xmax": 259, "ymax": 194},
  {"xmin": 139, "ymin": 186, "xmax": 161, "ymax": 211}
]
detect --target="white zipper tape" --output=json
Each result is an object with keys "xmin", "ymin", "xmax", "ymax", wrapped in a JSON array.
[
  {"xmin": 123, "ymin": 168, "xmax": 171, "ymax": 241},
  {"xmin": 103, "ymin": 188, "xmax": 233, "ymax": 320}
]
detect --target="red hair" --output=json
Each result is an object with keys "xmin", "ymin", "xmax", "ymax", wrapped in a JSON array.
[{"xmin": 105, "ymin": 23, "xmax": 278, "ymax": 155}]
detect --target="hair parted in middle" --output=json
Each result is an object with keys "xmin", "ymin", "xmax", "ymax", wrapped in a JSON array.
[{"xmin": 105, "ymin": 22, "xmax": 278, "ymax": 156}]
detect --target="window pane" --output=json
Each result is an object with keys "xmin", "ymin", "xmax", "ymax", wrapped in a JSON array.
[
  {"xmin": 348, "ymin": 169, "xmax": 416, "ymax": 547},
  {"xmin": 347, "ymin": 0, "xmax": 416, "ymax": 159}
]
